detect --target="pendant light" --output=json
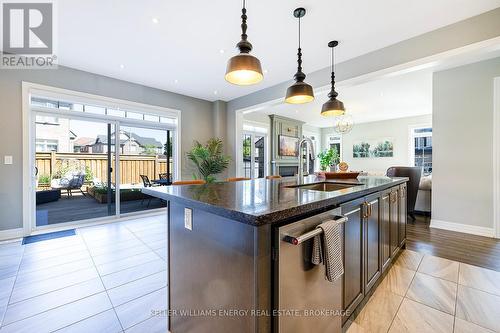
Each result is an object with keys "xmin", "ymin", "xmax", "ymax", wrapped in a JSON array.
[
  {"xmin": 321, "ymin": 41, "xmax": 345, "ymax": 116},
  {"xmin": 225, "ymin": 0, "xmax": 263, "ymax": 86},
  {"xmin": 285, "ymin": 8, "xmax": 314, "ymax": 104}
]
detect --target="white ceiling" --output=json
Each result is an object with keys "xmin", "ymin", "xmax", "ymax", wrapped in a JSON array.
[
  {"xmin": 57, "ymin": 0, "xmax": 500, "ymax": 101},
  {"xmin": 243, "ymin": 70, "xmax": 433, "ymax": 127}
]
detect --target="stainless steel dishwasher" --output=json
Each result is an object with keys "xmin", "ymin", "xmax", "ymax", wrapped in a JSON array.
[{"xmin": 273, "ymin": 208, "xmax": 346, "ymax": 333}]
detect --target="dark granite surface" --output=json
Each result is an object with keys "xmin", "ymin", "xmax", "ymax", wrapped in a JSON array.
[{"xmin": 143, "ymin": 176, "xmax": 408, "ymax": 226}]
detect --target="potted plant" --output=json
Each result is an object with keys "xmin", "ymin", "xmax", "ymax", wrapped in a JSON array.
[
  {"xmin": 187, "ymin": 138, "xmax": 231, "ymax": 183},
  {"xmin": 317, "ymin": 147, "xmax": 340, "ymax": 172}
]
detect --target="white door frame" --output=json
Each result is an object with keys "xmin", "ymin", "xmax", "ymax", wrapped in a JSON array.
[
  {"xmin": 240, "ymin": 131, "xmax": 268, "ymax": 179},
  {"xmin": 22, "ymin": 82, "xmax": 181, "ymax": 236},
  {"xmin": 494, "ymin": 77, "xmax": 500, "ymax": 239}
]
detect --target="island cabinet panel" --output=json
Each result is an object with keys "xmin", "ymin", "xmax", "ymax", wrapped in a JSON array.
[
  {"xmin": 398, "ymin": 183, "xmax": 407, "ymax": 248},
  {"xmin": 364, "ymin": 194, "xmax": 381, "ymax": 293},
  {"xmin": 389, "ymin": 189, "xmax": 400, "ymax": 258},
  {"xmin": 380, "ymin": 191, "xmax": 392, "ymax": 273},
  {"xmin": 341, "ymin": 198, "xmax": 365, "ymax": 324},
  {"xmin": 168, "ymin": 201, "xmax": 271, "ymax": 333}
]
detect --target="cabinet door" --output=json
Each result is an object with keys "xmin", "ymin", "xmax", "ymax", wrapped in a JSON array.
[
  {"xmin": 380, "ymin": 192, "xmax": 391, "ymax": 272},
  {"xmin": 364, "ymin": 194, "xmax": 381, "ymax": 293},
  {"xmin": 341, "ymin": 199, "xmax": 364, "ymax": 324},
  {"xmin": 398, "ymin": 184, "xmax": 407, "ymax": 248},
  {"xmin": 389, "ymin": 190, "xmax": 400, "ymax": 258}
]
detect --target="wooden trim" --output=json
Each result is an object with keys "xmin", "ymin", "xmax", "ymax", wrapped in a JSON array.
[
  {"xmin": 430, "ymin": 219, "xmax": 495, "ymax": 238},
  {"xmin": 0, "ymin": 228, "xmax": 24, "ymax": 242}
]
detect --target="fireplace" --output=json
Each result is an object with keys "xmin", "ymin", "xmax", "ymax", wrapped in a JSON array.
[{"xmin": 278, "ymin": 165, "xmax": 299, "ymax": 177}]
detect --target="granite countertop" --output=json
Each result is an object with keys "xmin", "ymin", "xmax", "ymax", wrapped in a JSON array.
[{"xmin": 142, "ymin": 176, "xmax": 408, "ymax": 226}]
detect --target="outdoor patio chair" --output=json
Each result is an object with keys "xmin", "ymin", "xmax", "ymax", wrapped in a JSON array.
[
  {"xmin": 140, "ymin": 174, "xmax": 160, "ymax": 207},
  {"xmin": 51, "ymin": 172, "xmax": 86, "ymax": 197}
]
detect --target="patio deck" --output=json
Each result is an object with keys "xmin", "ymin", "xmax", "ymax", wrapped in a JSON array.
[{"xmin": 36, "ymin": 192, "xmax": 166, "ymax": 226}]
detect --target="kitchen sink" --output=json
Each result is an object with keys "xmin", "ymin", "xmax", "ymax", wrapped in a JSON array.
[{"xmin": 286, "ymin": 182, "xmax": 361, "ymax": 192}]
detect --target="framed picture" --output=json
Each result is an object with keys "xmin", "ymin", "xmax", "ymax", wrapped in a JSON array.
[
  {"xmin": 353, "ymin": 138, "xmax": 394, "ymax": 158},
  {"xmin": 279, "ymin": 135, "xmax": 299, "ymax": 157}
]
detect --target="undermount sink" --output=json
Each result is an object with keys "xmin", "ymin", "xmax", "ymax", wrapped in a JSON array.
[{"xmin": 287, "ymin": 182, "xmax": 361, "ymax": 192}]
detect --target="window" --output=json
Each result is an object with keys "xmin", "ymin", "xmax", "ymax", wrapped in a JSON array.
[
  {"xmin": 36, "ymin": 139, "xmax": 58, "ymax": 152},
  {"xmin": 410, "ymin": 126, "xmax": 432, "ymax": 175}
]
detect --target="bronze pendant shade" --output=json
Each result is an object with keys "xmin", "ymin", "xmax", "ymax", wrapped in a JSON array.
[
  {"xmin": 285, "ymin": 8, "xmax": 314, "ymax": 104},
  {"xmin": 225, "ymin": 0, "xmax": 263, "ymax": 86},
  {"xmin": 321, "ymin": 41, "xmax": 345, "ymax": 116}
]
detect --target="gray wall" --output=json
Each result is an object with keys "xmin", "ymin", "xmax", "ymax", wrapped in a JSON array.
[
  {"xmin": 433, "ymin": 57, "xmax": 500, "ymax": 229},
  {"xmin": 322, "ymin": 115, "xmax": 432, "ymax": 175},
  {"xmin": 0, "ymin": 66, "xmax": 214, "ymax": 231},
  {"xmin": 225, "ymin": 8, "xmax": 500, "ymax": 177}
]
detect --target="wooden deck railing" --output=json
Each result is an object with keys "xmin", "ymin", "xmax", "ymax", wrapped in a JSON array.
[{"xmin": 36, "ymin": 152, "xmax": 172, "ymax": 185}]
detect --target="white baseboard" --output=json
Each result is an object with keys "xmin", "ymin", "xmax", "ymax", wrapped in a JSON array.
[
  {"xmin": 430, "ymin": 219, "xmax": 495, "ymax": 238},
  {"xmin": 0, "ymin": 228, "xmax": 24, "ymax": 242}
]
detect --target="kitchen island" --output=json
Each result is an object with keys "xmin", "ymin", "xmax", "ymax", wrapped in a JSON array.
[{"xmin": 143, "ymin": 175, "xmax": 408, "ymax": 333}]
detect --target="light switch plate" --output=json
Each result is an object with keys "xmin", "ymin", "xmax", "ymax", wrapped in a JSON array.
[
  {"xmin": 4, "ymin": 156, "xmax": 13, "ymax": 165},
  {"xmin": 184, "ymin": 208, "xmax": 192, "ymax": 230}
]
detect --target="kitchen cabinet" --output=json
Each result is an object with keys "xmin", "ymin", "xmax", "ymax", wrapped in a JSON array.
[
  {"xmin": 398, "ymin": 183, "xmax": 407, "ymax": 248},
  {"xmin": 364, "ymin": 193, "xmax": 381, "ymax": 293},
  {"xmin": 389, "ymin": 189, "xmax": 400, "ymax": 258},
  {"xmin": 341, "ymin": 198, "xmax": 364, "ymax": 324},
  {"xmin": 380, "ymin": 190, "xmax": 391, "ymax": 273}
]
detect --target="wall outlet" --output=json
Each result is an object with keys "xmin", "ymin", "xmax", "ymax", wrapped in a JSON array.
[
  {"xmin": 184, "ymin": 208, "xmax": 192, "ymax": 230},
  {"xmin": 4, "ymin": 156, "xmax": 13, "ymax": 165}
]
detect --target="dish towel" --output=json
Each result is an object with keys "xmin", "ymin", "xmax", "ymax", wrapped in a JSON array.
[{"xmin": 311, "ymin": 219, "xmax": 344, "ymax": 282}]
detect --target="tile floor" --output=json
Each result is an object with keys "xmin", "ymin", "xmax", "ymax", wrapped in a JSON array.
[
  {"xmin": 0, "ymin": 215, "xmax": 168, "ymax": 333},
  {"xmin": 348, "ymin": 249, "xmax": 500, "ymax": 333},
  {"xmin": 1, "ymin": 216, "xmax": 500, "ymax": 333}
]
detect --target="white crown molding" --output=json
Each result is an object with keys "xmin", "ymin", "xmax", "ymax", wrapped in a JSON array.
[
  {"xmin": 0, "ymin": 228, "xmax": 24, "ymax": 242},
  {"xmin": 430, "ymin": 219, "xmax": 494, "ymax": 238}
]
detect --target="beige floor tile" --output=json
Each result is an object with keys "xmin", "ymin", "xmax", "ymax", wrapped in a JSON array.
[
  {"xmin": 346, "ymin": 321, "xmax": 367, "ymax": 333},
  {"xmin": 418, "ymin": 255, "xmax": 459, "ymax": 282},
  {"xmin": 459, "ymin": 263, "xmax": 500, "ymax": 296},
  {"xmin": 456, "ymin": 285, "xmax": 500, "ymax": 332},
  {"xmin": 378, "ymin": 265, "xmax": 415, "ymax": 296},
  {"xmin": 389, "ymin": 298, "xmax": 454, "ymax": 333},
  {"xmin": 406, "ymin": 272, "xmax": 457, "ymax": 315},
  {"xmin": 354, "ymin": 289, "xmax": 403, "ymax": 333},
  {"xmin": 394, "ymin": 250, "xmax": 423, "ymax": 271},
  {"xmin": 453, "ymin": 318, "xmax": 495, "ymax": 333}
]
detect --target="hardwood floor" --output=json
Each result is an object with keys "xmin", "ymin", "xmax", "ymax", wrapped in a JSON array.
[{"xmin": 407, "ymin": 215, "xmax": 500, "ymax": 272}]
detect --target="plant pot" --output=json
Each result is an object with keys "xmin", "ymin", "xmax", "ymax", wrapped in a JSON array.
[{"xmin": 329, "ymin": 164, "xmax": 338, "ymax": 172}]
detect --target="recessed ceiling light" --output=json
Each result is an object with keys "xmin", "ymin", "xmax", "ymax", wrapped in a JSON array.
[
  {"xmin": 119, "ymin": 64, "xmax": 125, "ymax": 69},
  {"xmin": 152, "ymin": 17, "xmax": 159, "ymax": 24},
  {"xmin": 263, "ymin": 69, "xmax": 268, "ymax": 74},
  {"xmin": 213, "ymin": 90, "xmax": 218, "ymax": 95},
  {"xmin": 219, "ymin": 49, "xmax": 225, "ymax": 54},
  {"xmin": 174, "ymin": 79, "xmax": 179, "ymax": 84}
]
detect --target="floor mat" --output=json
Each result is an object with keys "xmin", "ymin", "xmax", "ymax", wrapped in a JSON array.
[{"xmin": 22, "ymin": 229, "xmax": 77, "ymax": 245}]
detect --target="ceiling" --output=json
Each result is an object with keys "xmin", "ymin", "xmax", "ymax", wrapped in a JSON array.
[
  {"xmin": 243, "ymin": 70, "xmax": 433, "ymax": 127},
  {"xmin": 57, "ymin": 0, "xmax": 500, "ymax": 101}
]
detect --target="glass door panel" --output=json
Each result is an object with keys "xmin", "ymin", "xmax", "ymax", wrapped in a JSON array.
[
  {"xmin": 35, "ymin": 115, "xmax": 116, "ymax": 227},
  {"xmin": 253, "ymin": 135, "xmax": 265, "ymax": 178},
  {"xmin": 117, "ymin": 125, "xmax": 169, "ymax": 214}
]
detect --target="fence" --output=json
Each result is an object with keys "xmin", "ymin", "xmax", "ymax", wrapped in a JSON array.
[{"xmin": 36, "ymin": 152, "xmax": 172, "ymax": 185}]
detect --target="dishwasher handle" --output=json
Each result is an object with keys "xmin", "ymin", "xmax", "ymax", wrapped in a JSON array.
[{"xmin": 283, "ymin": 216, "xmax": 348, "ymax": 245}]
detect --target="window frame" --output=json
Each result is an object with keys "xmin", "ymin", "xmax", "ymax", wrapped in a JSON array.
[{"xmin": 408, "ymin": 124, "xmax": 432, "ymax": 175}]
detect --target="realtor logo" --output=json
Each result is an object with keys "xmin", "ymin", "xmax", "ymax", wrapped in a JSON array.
[{"xmin": 1, "ymin": 1, "xmax": 57, "ymax": 69}]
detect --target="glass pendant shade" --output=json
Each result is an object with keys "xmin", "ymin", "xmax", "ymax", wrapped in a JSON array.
[
  {"xmin": 285, "ymin": 81, "xmax": 314, "ymax": 104},
  {"xmin": 225, "ymin": 53, "xmax": 263, "ymax": 85},
  {"xmin": 225, "ymin": 0, "xmax": 263, "ymax": 86},
  {"xmin": 285, "ymin": 8, "xmax": 314, "ymax": 104},
  {"xmin": 321, "ymin": 98, "xmax": 345, "ymax": 116},
  {"xmin": 333, "ymin": 114, "xmax": 354, "ymax": 134}
]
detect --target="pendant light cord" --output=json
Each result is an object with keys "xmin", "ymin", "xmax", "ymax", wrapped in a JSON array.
[
  {"xmin": 294, "ymin": 14, "xmax": 305, "ymax": 82},
  {"xmin": 330, "ymin": 44, "xmax": 338, "ymax": 98},
  {"xmin": 237, "ymin": 0, "xmax": 252, "ymax": 53}
]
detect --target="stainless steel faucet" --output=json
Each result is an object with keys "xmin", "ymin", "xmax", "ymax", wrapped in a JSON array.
[{"xmin": 297, "ymin": 137, "xmax": 316, "ymax": 184}]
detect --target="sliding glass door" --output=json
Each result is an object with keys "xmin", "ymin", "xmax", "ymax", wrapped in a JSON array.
[
  {"xmin": 241, "ymin": 132, "xmax": 267, "ymax": 179},
  {"xmin": 35, "ymin": 114, "xmax": 116, "ymax": 226},
  {"xmin": 29, "ymin": 93, "xmax": 178, "ymax": 231}
]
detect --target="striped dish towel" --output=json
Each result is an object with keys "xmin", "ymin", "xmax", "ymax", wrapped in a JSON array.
[{"xmin": 311, "ymin": 219, "xmax": 344, "ymax": 282}]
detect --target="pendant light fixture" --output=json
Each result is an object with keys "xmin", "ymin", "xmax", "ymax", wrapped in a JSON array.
[
  {"xmin": 225, "ymin": 0, "xmax": 263, "ymax": 86},
  {"xmin": 321, "ymin": 41, "xmax": 345, "ymax": 116},
  {"xmin": 285, "ymin": 8, "xmax": 314, "ymax": 104}
]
